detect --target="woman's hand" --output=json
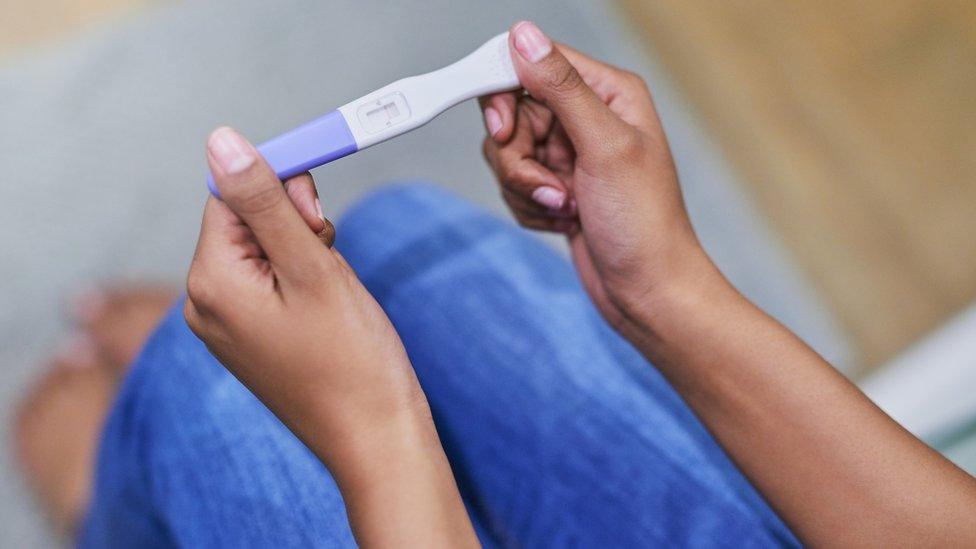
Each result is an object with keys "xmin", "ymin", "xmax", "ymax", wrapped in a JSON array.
[
  {"xmin": 484, "ymin": 22, "xmax": 976, "ymax": 547},
  {"xmin": 481, "ymin": 21, "xmax": 715, "ymax": 336},
  {"xmin": 185, "ymin": 127, "xmax": 477, "ymax": 547},
  {"xmin": 185, "ymin": 127, "xmax": 421, "ymax": 448}
]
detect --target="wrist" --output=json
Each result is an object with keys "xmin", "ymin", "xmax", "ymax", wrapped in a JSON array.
[
  {"xmin": 613, "ymin": 245, "xmax": 734, "ymax": 351},
  {"xmin": 300, "ymin": 376, "xmax": 437, "ymax": 468},
  {"xmin": 306, "ymin": 393, "xmax": 476, "ymax": 547},
  {"xmin": 325, "ymin": 397, "xmax": 442, "ymax": 481}
]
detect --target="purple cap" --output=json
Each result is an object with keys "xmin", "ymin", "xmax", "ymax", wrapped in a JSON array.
[{"xmin": 207, "ymin": 110, "xmax": 358, "ymax": 198}]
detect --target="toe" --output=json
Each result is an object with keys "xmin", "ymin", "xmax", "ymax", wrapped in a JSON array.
[{"xmin": 68, "ymin": 285, "xmax": 177, "ymax": 374}]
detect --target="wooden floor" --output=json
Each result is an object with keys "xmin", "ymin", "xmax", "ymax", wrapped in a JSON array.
[
  {"xmin": 4, "ymin": 1, "xmax": 974, "ymax": 371},
  {"xmin": 0, "ymin": 0, "xmax": 157, "ymax": 58},
  {"xmin": 619, "ymin": 0, "xmax": 976, "ymax": 371}
]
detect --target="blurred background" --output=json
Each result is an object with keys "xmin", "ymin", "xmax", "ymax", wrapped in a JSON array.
[{"xmin": 1, "ymin": 0, "xmax": 973, "ymax": 545}]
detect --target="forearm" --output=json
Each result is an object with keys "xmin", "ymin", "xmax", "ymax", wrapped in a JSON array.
[
  {"xmin": 330, "ymin": 405, "xmax": 477, "ymax": 547},
  {"xmin": 274, "ymin": 385, "xmax": 478, "ymax": 548},
  {"xmin": 621, "ymin": 256, "xmax": 976, "ymax": 546}
]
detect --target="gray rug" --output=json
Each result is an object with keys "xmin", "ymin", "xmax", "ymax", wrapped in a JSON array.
[{"xmin": 0, "ymin": 0, "xmax": 852, "ymax": 545}]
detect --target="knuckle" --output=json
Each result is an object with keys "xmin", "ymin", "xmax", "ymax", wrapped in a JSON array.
[
  {"xmin": 499, "ymin": 160, "xmax": 520, "ymax": 184},
  {"xmin": 502, "ymin": 161, "xmax": 536, "ymax": 191},
  {"xmin": 185, "ymin": 270, "xmax": 219, "ymax": 314},
  {"xmin": 621, "ymin": 69, "xmax": 647, "ymax": 89},
  {"xmin": 183, "ymin": 299, "xmax": 203, "ymax": 334},
  {"xmin": 585, "ymin": 131, "xmax": 645, "ymax": 170},
  {"xmin": 602, "ymin": 131, "xmax": 645, "ymax": 163},
  {"xmin": 545, "ymin": 64, "xmax": 585, "ymax": 98},
  {"xmin": 291, "ymin": 255, "xmax": 335, "ymax": 292},
  {"xmin": 235, "ymin": 184, "xmax": 284, "ymax": 216},
  {"xmin": 507, "ymin": 163, "xmax": 529, "ymax": 184}
]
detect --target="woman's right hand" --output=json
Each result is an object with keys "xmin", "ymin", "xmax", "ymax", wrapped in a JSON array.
[
  {"xmin": 185, "ymin": 128, "xmax": 478, "ymax": 547},
  {"xmin": 481, "ymin": 21, "xmax": 716, "ymax": 336}
]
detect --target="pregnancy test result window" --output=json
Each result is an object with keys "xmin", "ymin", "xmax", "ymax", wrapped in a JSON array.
[
  {"xmin": 357, "ymin": 92, "xmax": 410, "ymax": 133},
  {"xmin": 368, "ymin": 102, "xmax": 399, "ymax": 123}
]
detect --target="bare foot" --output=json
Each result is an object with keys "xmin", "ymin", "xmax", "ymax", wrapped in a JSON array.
[
  {"xmin": 71, "ymin": 285, "xmax": 177, "ymax": 375},
  {"xmin": 15, "ymin": 285, "xmax": 176, "ymax": 537},
  {"xmin": 14, "ymin": 344, "xmax": 114, "ymax": 537}
]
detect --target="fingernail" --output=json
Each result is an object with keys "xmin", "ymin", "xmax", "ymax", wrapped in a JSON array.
[
  {"xmin": 513, "ymin": 21, "xmax": 552, "ymax": 63},
  {"xmin": 56, "ymin": 333, "xmax": 96, "ymax": 368},
  {"xmin": 70, "ymin": 285, "xmax": 105, "ymax": 322},
  {"xmin": 484, "ymin": 106, "xmax": 502, "ymax": 136},
  {"xmin": 315, "ymin": 198, "xmax": 325, "ymax": 220},
  {"xmin": 318, "ymin": 218, "xmax": 336, "ymax": 248},
  {"xmin": 208, "ymin": 127, "xmax": 255, "ymax": 175},
  {"xmin": 532, "ymin": 186, "xmax": 566, "ymax": 209}
]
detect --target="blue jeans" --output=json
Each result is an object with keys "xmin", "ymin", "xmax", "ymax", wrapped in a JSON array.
[{"xmin": 80, "ymin": 183, "xmax": 798, "ymax": 548}]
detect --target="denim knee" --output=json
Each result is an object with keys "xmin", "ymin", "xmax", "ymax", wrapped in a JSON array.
[
  {"xmin": 89, "ymin": 301, "xmax": 353, "ymax": 547},
  {"xmin": 335, "ymin": 181, "xmax": 503, "ymax": 287},
  {"xmin": 337, "ymin": 181, "xmax": 479, "ymax": 237}
]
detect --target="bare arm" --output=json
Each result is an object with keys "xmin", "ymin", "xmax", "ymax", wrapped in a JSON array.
[
  {"xmin": 485, "ymin": 20, "xmax": 976, "ymax": 545},
  {"xmin": 186, "ymin": 127, "xmax": 478, "ymax": 547},
  {"xmin": 625, "ymin": 252, "xmax": 976, "ymax": 545}
]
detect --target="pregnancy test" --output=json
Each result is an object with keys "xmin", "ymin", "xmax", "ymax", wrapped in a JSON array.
[{"xmin": 207, "ymin": 31, "xmax": 520, "ymax": 196}]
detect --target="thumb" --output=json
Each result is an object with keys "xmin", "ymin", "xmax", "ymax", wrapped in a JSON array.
[
  {"xmin": 508, "ymin": 21, "xmax": 625, "ymax": 150},
  {"xmin": 206, "ymin": 126, "xmax": 324, "ymax": 281}
]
